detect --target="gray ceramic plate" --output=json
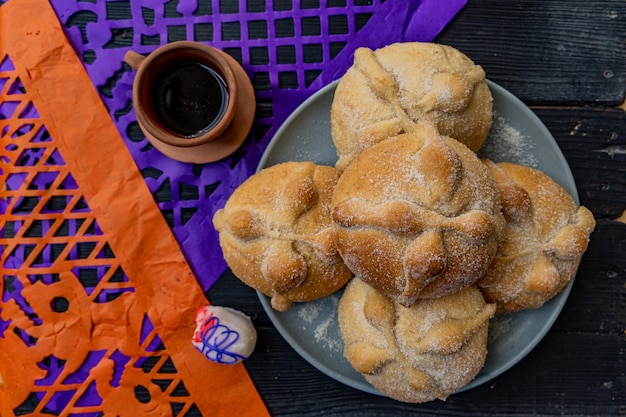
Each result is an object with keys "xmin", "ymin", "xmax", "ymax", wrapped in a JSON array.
[{"xmin": 256, "ymin": 79, "xmax": 578, "ymax": 397}]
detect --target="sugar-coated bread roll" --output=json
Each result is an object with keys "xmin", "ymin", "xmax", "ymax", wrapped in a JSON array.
[
  {"xmin": 478, "ymin": 161, "xmax": 596, "ymax": 312},
  {"xmin": 213, "ymin": 161, "xmax": 353, "ymax": 311},
  {"xmin": 331, "ymin": 42, "xmax": 492, "ymax": 171},
  {"xmin": 338, "ymin": 277, "xmax": 496, "ymax": 403},
  {"xmin": 331, "ymin": 122, "xmax": 505, "ymax": 307}
]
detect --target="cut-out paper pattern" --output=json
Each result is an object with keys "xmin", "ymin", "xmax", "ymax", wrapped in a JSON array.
[
  {"xmin": 45, "ymin": 0, "xmax": 468, "ymax": 291},
  {"xmin": 0, "ymin": 0, "xmax": 269, "ymax": 416}
]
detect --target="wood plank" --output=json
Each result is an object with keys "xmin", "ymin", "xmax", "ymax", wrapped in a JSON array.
[
  {"xmin": 437, "ymin": 0, "xmax": 626, "ymax": 105},
  {"xmin": 553, "ymin": 220, "xmax": 626, "ymax": 334},
  {"xmin": 238, "ymin": 329, "xmax": 624, "ymax": 416},
  {"xmin": 534, "ymin": 107, "xmax": 626, "ymax": 218}
]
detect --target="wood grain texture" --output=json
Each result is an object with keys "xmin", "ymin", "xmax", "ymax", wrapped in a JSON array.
[
  {"xmin": 534, "ymin": 108, "xmax": 626, "ymax": 217},
  {"xmin": 436, "ymin": 0, "xmax": 626, "ymax": 106}
]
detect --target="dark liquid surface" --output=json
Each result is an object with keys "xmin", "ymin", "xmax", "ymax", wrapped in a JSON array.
[{"xmin": 152, "ymin": 62, "xmax": 228, "ymax": 137}]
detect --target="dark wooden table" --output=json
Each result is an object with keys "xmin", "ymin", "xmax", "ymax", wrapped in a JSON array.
[{"xmin": 208, "ymin": 1, "xmax": 626, "ymax": 416}]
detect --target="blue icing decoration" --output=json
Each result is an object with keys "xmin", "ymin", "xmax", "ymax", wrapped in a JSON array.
[{"xmin": 195, "ymin": 315, "xmax": 249, "ymax": 364}]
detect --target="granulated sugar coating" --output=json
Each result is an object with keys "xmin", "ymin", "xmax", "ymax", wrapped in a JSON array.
[
  {"xmin": 297, "ymin": 301, "xmax": 322, "ymax": 324},
  {"xmin": 338, "ymin": 278, "xmax": 496, "ymax": 403},
  {"xmin": 331, "ymin": 122, "xmax": 505, "ymax": 306},
  {"xmin": 480, "ymin": 112, "xmax": 538, "ymax": 167},
  {"xmin": 478, "ymin": 161, "xmax": 596, "ymax": 312},
  {"xmin": 296, "ymin": 293, "xmax": 343, "ymax": 354},
  {"xmin": 331, "ymin": 42, "xmax": 493, "ymax": 171},
  {"xmin": 213, "ymin": 161, "xmax": 353, "ymax": 312}
]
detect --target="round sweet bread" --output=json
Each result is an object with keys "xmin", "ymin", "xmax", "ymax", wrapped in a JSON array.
[
  {"xmin": 338, "ymin": 277, "xmax": 496, "ymax": 403},
  {"xmin": 331, "ymin": 42, "xmax": 492, "ymax": 171},
  {"xmin": 478, "ymin": 161, "xmax": 596, "ymax": 312},
  {"xmin": 213, "ymin": 161, "xmax": 353, "ymax": 311},
  {"xmin": 331, "ymin": 122, "xmax": 505, "ymax": 307}
]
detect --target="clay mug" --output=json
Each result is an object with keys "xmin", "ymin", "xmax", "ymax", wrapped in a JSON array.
[{"xmin": 125, "ymin": 41, "xmax": 256, "ymax": 164}]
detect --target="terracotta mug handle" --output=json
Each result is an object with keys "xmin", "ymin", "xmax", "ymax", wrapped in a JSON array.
[{"xmin": 124, "ymin": 50, "xmax": 146, "ymax": 70}]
